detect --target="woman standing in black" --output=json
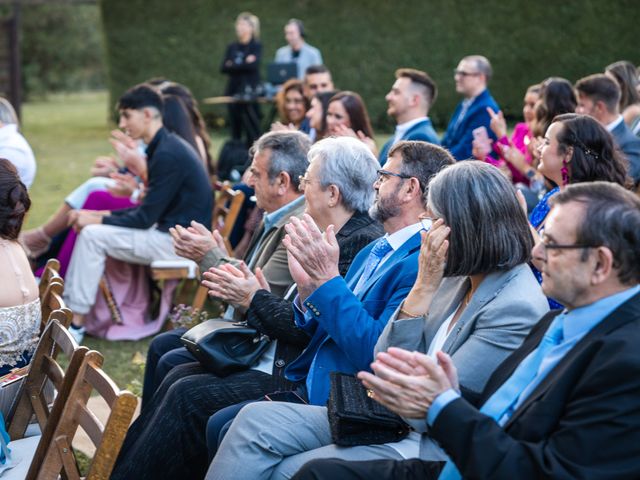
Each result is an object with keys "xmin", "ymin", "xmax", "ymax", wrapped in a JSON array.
[{"xmin": 220, "ymin": 12, "xmax": 262, "ymax": 146}]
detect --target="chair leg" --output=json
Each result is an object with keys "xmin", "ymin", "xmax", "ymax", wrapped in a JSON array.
[{"xmin": 192, "ymin": 285, "xmax": 208, "ymax": 311}]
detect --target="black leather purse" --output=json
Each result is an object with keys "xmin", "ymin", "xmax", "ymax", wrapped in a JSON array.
[
  {"xmin": 180, "ymin": 319, "xmax": 271, "ymax": 376},
  {"xmin": 327, "ymin": 372, "xmax": 410, "ymax": 446}
]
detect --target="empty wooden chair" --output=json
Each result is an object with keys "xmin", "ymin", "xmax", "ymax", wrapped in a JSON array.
[{"xmin": 26, "ymin": 350, "xmax": 137, "ymax": 480}]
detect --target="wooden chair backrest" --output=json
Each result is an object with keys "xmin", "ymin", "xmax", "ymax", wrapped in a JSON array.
[
  {"xmin": 28, "ymin": 351, "xmax": 137, "ymax": 480},
  {"xmin": 40, "ymin": 280, "xmax": 72, "ymax": 333},
  {"xmin": 8, "ymin": 319, "xmax": 88, "ymax": 439},
  {"xmin": 38, "ymin": 258, "xmax": 62, "ymax": 301},
  {"xmin": 212, "ymin": 181, "xmax": 245, "ymax": 255}
]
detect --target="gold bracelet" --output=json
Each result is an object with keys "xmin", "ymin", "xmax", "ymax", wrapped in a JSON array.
[{"xmin": 399, "ymin": 306, "xmax": 422, "ymax": 318}]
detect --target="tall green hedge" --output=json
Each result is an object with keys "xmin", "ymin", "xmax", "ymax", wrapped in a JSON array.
[{"xmin": 100, "ymin": 0, "xmax": 639, "ymax": 130}]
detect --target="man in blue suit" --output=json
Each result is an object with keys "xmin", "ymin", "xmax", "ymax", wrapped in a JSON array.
[
  {"xmin": 280, "ymin": 141, "xmax": 454, "ymax": 405},
  {"xmin": 575, "ymin": 73, "xmax": 640, "ymax": 185},
  {"xmin": 441, "ymin": 55, "xmax": 500, "ymax": 161},
  {"xmin": 378, "ymin": 69, "xmax": 440, "ymax": 164}
]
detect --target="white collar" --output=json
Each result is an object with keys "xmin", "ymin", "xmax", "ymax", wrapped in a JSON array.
[
  {"xmin": 384, "ymin": 222, "xmax": 423, "ymax": 252},
  {"xmin": 605, "ymin": 115, "xmax": 624, "ymax": 132},
  {"xmin": 395, "ymin": 116, "xmax": 429, "ymax": 135}
]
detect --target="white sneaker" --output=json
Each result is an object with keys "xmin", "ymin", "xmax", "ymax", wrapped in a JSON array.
[{"xmin": 69, "ymin": 325, "xmax": 85, "ymax": 344}]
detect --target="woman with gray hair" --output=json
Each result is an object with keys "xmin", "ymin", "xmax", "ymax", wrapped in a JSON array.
[
  {"xmin": 109, "ymin": 136, "xmax": 384, "ymax": 480},
  {"xmin": 204, "ymin": 161, "xmax": 550, "ymax": 480}
]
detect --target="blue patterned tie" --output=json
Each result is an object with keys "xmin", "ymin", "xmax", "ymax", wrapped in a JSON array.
[
  {"xmin": 353, "ymin": 238, "xmax": 393, "ymax": 294},
  {"xmin": 438, "ymin": 314, "xmax": 565, "ymax": 480}
]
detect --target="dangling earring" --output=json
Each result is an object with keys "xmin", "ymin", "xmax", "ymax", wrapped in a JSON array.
[{"xmin": 561, "ymin": 160, "xmax": 569, "ymax": 186}]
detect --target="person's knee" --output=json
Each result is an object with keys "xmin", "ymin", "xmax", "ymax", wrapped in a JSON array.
[{"xmin": 148, "ymin": 330, "xmax": 185, "ymax": 361}]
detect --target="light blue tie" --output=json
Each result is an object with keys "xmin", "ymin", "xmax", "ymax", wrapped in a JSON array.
[
  {"xmin": 353, "ymin": 238, "xmax": 393, "ymax": 295},
  {"xmin": 438, "ymin": 314, "xmax": 565, "ymax": 480}
]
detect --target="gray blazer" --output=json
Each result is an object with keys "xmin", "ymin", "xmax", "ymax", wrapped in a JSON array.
[
  {"xmin": 376, "ymin": 263, "xmax": 548, "ymax": 418},
  {"xmin": 375, "ymin": 263, "xmax": 548, "ymax": 459}
]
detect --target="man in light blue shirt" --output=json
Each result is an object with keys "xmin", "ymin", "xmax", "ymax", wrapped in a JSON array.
[{"xmin": 296, "ymin": 181, "xmax": 640, "ymax": 480}]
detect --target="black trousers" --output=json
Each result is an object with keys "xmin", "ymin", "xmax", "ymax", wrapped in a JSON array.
[
  {"xmin": 111, "ymin": 362, "xmax": 279, "ymax": 480},
  {"xmin": 292, "ymin": 458, "xmax": 444, "ymax": 480}
]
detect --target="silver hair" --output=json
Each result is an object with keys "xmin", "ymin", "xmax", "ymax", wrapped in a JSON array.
[
  {"xmin": 309, "ymin": 136, "xmax": 378, "ymax": 213},
  {"xmin": 252, "ymin": 130, "xmax": 311, "ymax": 189},
  {"xmin": 427, "ymin": 161, "xmax": 532, "ymax": 276},
  {"xmin": 0, "ymin": 97, "xmax": 18, "ymax": 125}
]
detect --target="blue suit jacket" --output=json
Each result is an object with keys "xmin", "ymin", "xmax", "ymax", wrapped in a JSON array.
[
  {"xmin": 611, "ymin": 120, "xmax": 640, "ymax": 184},
  {"xmin": 442, "ymin": 89, "xmax": 499, "ymax": 161},
  {"xmin": 378, "ymin": 118, "xmax": 440, "ymax": 164},
  {"xmin": 285, "ymin": 232, "xmax": 422, "ymax": 405}
]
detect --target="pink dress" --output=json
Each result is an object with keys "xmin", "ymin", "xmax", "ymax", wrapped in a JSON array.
[{"xmin": 485, "ymin": 123, "xmax": 533, "ymax": 185}]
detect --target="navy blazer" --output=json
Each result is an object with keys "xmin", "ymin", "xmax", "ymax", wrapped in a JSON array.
[
  {"xmin": 611, "ymin": 120, "xmax": 640, "ymax": 184},
  {"xmin": 441, "ymin": 89, "xmax": 499, "ymax": 161},
  {"xmin": 378, "ymin": 118, "xmax": 440, "ymax": 164},
  {"xmin": 285, "ymin": 232, "xmax": 422, "ymax": 405},
  {"xmin": 431, "ymin": 292, "xmax": 640, "ymax": 479}
]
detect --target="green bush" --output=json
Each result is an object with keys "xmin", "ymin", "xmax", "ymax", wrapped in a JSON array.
[
  {"xmin": 21, "ymin": 3, "xmax": 105, "ymax": 96},
  {"xmin": 100, "ymin": 0, "xmax": 639, "ymax": 130}
]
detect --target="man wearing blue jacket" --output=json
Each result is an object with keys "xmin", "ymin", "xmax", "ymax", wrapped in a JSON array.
[
  {"xmin": 378, "ymin": 68, "xmax": 440, "ymax": 164},
  {"xmin": 442, "ymin": 55, "xmax": 500, "ymax": 161}
]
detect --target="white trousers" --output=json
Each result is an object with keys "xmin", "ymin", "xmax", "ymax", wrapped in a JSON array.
[{"xmin": 64, "ymin": 224, "xmax": 191, "ymax": 314}]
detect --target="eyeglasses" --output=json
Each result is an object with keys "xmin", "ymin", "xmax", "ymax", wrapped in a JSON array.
[
  {"xmin": 539, "ymin": 237, "xmax": 598, "ymax": 252},
  {"xmin": 454, "ymin": 70, "xmax": 481, "ymax": 77},
  {"xmin": 298, "ymin": 174, "xmax": 323, "ymax": 192},
  {"xmin": 376, "ymin": 169, "xmax": 412, "ymax": 183}
]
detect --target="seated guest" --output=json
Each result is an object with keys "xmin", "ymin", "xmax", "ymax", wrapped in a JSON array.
[
  {"xmin": 325, "ymin": 91, "xmax": 376, "ymax": 154},
  {"xmin": 62, "ymin": 84, "xmax": 213, "ymax": 342},
  {"xmin": 379, "ymin": 68, "xmax": 440, "ymax": 163},
  {"xmin": 575, "ymin": 73, "xmax": 640, "ymax": 185},
  {"xmin": 0, "ymin": 97, "xmax": 36, "ymax": 189},
  {"xmin": 141, "ymin": 131, "xmax": 311, "ymax": 405},
  {"xmin": 273, "ymin": 79, "xmax": 310, "ymax": 130},
  {"xmin": 0, "ymin": 159, "xmax": 40, "ymax": 377},
  {"xmin": 275, "ymin": 19, "xmax": 323, "ymax": 79},
  {"xmin": 300, "ymin": 65, "xmax": 335, "ymax": 140},
  {"xmin": 206, "ymin": 161, "xmax": 549, "ymax": 480},
  {"xmin": 303, "ymin": 65, "xmax": 335, "ymax": 99},
  {"xmin": 441, "ymin": 55, "xmax": 499, "ymax": 161},
  {"xmin": 109, "ymin": 136, "xmax": 384, "ymax": 480},
  {"xmin": 297, "ymin": 181, "xmax": 640, "ymax": 480},
  {"xmin": 305, "ymin": 91, "xmax": 338, "ymax": 141},
  {"xmin": 606, "ymin": 60, "xmax": 640, "ymax": 134},
  {"xmin": 527, "ymin": 113, "xmax": 629, "ymax": 309},
  {"xmin": 473, "ymin": 83, "xmax": 541, "ymax": 186}
]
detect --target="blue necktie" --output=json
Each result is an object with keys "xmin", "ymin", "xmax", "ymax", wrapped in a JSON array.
[
  {"xmin": 438, "ymin": 314, "xmax": 565, "ymax": 480},
  {"xmin": 353, "ymin": 238, "xmax": 393, "ymax": 294}
]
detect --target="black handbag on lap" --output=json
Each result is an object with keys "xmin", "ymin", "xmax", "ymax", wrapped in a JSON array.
[
  {"xmin": 180, "ymin": 319, "xmax": 271, "ymax": 376},
  {"xmin": 327, "ymin": 372, "xmax": 410, "ymax": 446}
]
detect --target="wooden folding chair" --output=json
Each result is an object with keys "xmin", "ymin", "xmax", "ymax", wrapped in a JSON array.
[
  {"xmin": 39, "ymin": 279, "xmax": 73, "ymax": 333},
  {"xmin": 7, "ymin": 319, "xmax": 88, "ymax": 439},
  {"xmin": 26, "ymin": 350, "xmax": 137, "ymax": 480},
  {"xmin": 38, "ymin": 258, "xmax": 62, "ymax": 301},
  {"xmin": 151, "ymin": 182, "xmax": 246, "ymax": 311}
]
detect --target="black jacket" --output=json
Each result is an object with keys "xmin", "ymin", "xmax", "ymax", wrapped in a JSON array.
[
  {"xmin": 430, "ymin": 292, "xmax": 640, "ymax": 480},
  {"xmin": 103, "ymin": 128, "xmax": 212, "ymax": 232}
]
